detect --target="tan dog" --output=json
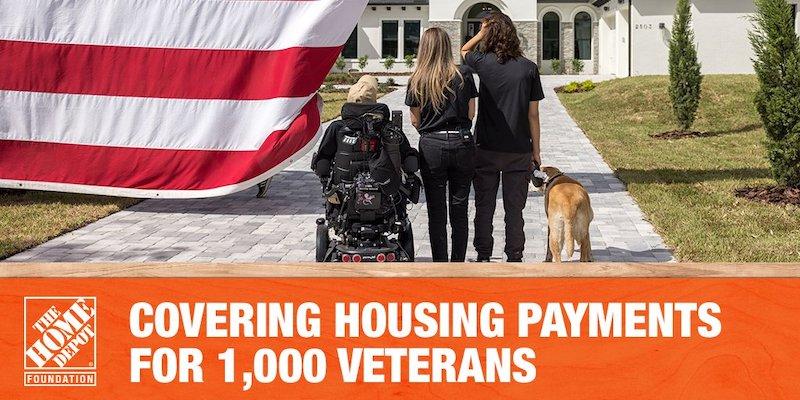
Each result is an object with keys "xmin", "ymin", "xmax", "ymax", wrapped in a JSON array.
[{"xmin": 539, "ymin": 166, "xmax": 594, "ymax": 262}]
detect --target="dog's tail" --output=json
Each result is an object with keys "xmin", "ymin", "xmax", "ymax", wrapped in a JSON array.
[{"xmin": 563, "ymin": 213, "xmax": 575, "ymax": 261}]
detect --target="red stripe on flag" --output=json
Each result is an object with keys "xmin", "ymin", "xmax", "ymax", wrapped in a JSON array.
[
  {"xmin": 0, "ymin": 97, "xmax": 321, "ymax": 190},
  {"xmin": 0, "ymin": 40, "xmax": 340, "ymax": 100}
]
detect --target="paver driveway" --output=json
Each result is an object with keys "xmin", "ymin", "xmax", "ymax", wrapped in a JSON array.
[{"xmin": 6, "ymin": 76, "xmax": 673, "ymax": 263}]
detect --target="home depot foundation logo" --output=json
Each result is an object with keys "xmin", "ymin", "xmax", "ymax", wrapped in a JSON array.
[{"xmin": 24, "ymin": 297, "xmax": 97, "ymax": 387}]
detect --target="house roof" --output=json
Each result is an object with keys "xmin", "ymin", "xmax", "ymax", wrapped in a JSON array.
[
  {"xmin": 367, "ymin": 0, "xmax": 601, "ymax": 6},
  {"xmin": 367, "ymin": 0, "xmax": 429, "ymax": 5}
]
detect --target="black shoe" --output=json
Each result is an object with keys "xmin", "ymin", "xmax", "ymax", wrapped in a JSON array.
[
  {"xmin": 507, "ymin": 258, "xmax": 523, "ymax": 263},
  {"xmin": 476, "ymin": 256, "xmax": 491, "ymax": 262}
]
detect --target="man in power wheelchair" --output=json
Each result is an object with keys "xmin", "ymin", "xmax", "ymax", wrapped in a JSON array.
[{"xmin": 311, "ymin": 76, "xmax": 421, "ymax": 263}]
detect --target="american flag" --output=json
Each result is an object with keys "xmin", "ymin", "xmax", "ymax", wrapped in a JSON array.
[{"xmin": 0, "ymin": 0, "xmax": 367, "ymax": 198}]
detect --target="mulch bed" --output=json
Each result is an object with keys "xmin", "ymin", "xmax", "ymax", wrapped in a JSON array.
[
  {"xmin": 734, "ymin": 185, "xmax": 800, "ymax": 206},
  {"xmin": 553, "ymin": 86, "xmax": 592, "ymax": 94},
  {"xmin": 650, "ymin": 130, "xmax": 708, "ymax": 140}
]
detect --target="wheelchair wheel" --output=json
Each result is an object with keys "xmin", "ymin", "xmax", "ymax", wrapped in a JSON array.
[
  {"xmin": 399, "ymin": 224, "xmax": 414, "ymax": 262},
  {"xmin": 315, "ymin": 220, "xmax": 330, "ymax": 262}
]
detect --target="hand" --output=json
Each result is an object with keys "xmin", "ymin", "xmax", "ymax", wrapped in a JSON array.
[{"xmin": 532, "ymin": 152, "xmax": 542, "ymax": 168}]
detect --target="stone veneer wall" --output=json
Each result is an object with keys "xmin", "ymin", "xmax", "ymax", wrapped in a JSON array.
[
  {"xmin": 592, "ymin": 21, "xmax": 600, "ymax": 74},
  {"xmin": 559, "ymin": 21, "xmax": 599, "ymax": 74},
  {"xmin": 429, "ymin": 20, "xmax": 539, "ymax": 65},
  {"xmin": 428, "ymin": 20, "xmax": 462, "ymax": 61},
  {"xmin": 562, "ymin": 22, "xmax": 575, "ymax": 63},
  {"xmin": 515, "ymin": 21, "xmax": 539, "ymax": 63}
]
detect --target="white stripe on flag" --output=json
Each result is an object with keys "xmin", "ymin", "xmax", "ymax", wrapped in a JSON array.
[
  {"xmin": 0, "ymin": 0, "xmax": 367, "ymax": 50},
  {"xmin": 0, "ymin": 90, "xmax": 316, "ymax": 151}
]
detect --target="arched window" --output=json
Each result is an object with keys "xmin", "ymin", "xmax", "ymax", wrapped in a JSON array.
[
  {"xmin": 574, "ymin": 12, "xmax": 592, "ymax": 60},
  {"xmin": 542, "ymin": 12, "xmax": 560, "ymax": 60},
  {"xmin": 464, "ymin": 3, "xmax": 500, "ymax": 43}
]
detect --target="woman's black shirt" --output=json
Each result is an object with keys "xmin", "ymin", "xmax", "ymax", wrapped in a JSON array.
[{"xmin": 404, "ymin": 65, "xmax": 479, "ymax": 135}]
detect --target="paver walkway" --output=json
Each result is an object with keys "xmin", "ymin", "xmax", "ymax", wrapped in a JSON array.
[{"xmin": 6, "ymin": 76, "xmax": 674, "ymax": 263}]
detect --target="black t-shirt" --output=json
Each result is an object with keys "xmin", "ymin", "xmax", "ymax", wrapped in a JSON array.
[
  {"xmin": 404, "ymin": 65, "xmax": 479, "ymax": 135},
  {"xmin": 464, "ymin": 51, "xmax": 545, "ymax": 153}
]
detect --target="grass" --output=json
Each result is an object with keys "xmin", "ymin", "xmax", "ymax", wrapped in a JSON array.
[
  {"xmin": 0, "ymin": 191, "xmax": 139, "ymax": 259},
  {"xmin": 321, "ymin": 92, "xmax": 351, "ymax": 122},
  {"xmin": 559, "ymin": 75, "xmax": 800, "ymax": 262},
  {"xmin": 0, "ymin": 91, "xmax": 365, "ymax": 260}
]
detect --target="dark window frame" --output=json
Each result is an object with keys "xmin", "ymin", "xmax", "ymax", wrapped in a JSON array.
[
  {"xmin": 381, "ymin": 20, "xmax": 399, "ymax": 58},
  {"xmin": 542, "ymin": 12, "xmax": 560, "ymax": 60},
  {"xmin": 342, "ymin": 27, "xmax": 358, "ymax": 59},
  {"xmin": 403, "ymin": 20, "xmax": 421, "ymax": 58},
  {"xmin": 574, "ymin": 12, "xmax": 593, "ymax": 61}
]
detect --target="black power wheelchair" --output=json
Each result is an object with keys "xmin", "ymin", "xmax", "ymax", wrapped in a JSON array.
[{"xmin": 311, "ymin": 103, "xmax": 420, "ymax": 263}]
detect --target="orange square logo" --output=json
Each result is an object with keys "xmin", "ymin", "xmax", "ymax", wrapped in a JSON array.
[{"xmin": 23, "ymin": 297, "xmax": 97, "ymax": 387}]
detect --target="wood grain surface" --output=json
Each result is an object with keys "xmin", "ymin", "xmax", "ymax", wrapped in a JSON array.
[{"xmin": 1, "ymin": 262, "xmax": 799, "ymax": 277}]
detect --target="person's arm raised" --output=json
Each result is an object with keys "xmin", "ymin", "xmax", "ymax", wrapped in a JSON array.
[
  {"xmin": 528, "ymin": 101, "xmax": 542, "ymax": 167},
  {"xmin": 461, "ymin": 28, "xmax": 485, "ymax": 58}
]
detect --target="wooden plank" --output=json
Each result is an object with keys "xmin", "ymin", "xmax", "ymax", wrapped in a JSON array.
[{"xmin": 1, "ymin": 262, "xmax": 800, "ymax": 277}]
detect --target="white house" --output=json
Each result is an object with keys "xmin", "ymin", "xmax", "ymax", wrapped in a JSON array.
[{"xmin": 339, "ymin": 0, "xmax": 800, "ymax": 75}]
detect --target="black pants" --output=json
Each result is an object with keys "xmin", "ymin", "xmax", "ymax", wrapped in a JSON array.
[
  {"xmin": 473, "ymin": 148, "xmax": 531, "ymax": 261},
  {"xmin": 419, "ymin": 133, "xmax": 475, "ymax": 262}
]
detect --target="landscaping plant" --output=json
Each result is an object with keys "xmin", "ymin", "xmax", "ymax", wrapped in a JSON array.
[
  {"xmin": 404, "ymin": 54, "xmax": 415, "ymax": 69},
  {"xmin": 334, "ymin": 55, "xmax": 346, "ymax": 71},
  {"xmin": 357, "ymin": 55, "xmax": 369, "ymax": 72},
  {"xmin": 550, "ymin": 59, "xmax": 562, "ymax": 75},
  {"xmin": 749, "ymin": 0, "xmax": 800, "ymax": 187},
  {"xmin": 383, "ymin": 56, "xmax": 396, "ymax": 71},
  {"xmin": 668, "ymin": 0, "xmax": 703, "ymax": 132},
  {"xmin": 571, "ymin": 58, "xmax": 585, "ymax": 75}
]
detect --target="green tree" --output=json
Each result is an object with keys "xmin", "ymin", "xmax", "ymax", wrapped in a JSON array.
[
  {"xmin": 668, "ymin": 0, "xmax": 703, "ymax": 132},
  {"xmin": 570, "ymin": 58, "xmax": 584, "ymax": 75},
  {"xmin": 383, "ymin": 55, "xmax": 396, "ymax": 70},
  {"xmin": 357, "ymin": 55, "xmax": 369, "ymax": 72},
  {"xmin": 404, "ymin": 54, "xmax": 415, "ymax": 69},
  {"xmin": 334, "ymin": 55, "xmax": 346, "ymax": 71},
  {"xmin": 750, "ymin": 0, "xmax": 800, "ymax": 187}
]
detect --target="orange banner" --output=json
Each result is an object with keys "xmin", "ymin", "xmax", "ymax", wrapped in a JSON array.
[{"xmin": 1, "ymin": 278, "xmax": 799, "ymax": 399}]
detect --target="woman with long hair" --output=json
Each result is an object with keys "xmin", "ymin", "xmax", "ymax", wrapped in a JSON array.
[
  {"xmin": 461, "ymin": 11, "xmax": 545, "ymax": 262},
  {"xmin": 406, "ymin": 27, "xmax": 478, "ymax": 262}
]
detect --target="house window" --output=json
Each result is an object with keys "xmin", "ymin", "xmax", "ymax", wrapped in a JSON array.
[
  {"xmin": 574, "ymin": 12, "xmax": 592, "ymax": 60},
  {"xmin": 404, "ymin": 20, "xmax": 421, "ymax": 57},
  {"xmin": 542, "ymin": 12, "xmax": 560, "ymax": 60},
  {"xmin": 382, "ymin": 20, "xmax": 399, "ymax": 58},
  {"xmin": 342, "ymin": 28, "xmax": 357, "ymax": 59}
]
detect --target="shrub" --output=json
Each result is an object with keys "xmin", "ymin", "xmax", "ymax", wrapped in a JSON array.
[
  {"xmin": 334, "ymin": 55, "xmax": 346, "ymax": 71},
  {"xmin": 383, "ymin": 56, "xmax": 396, "ymax": 70},
  {"xmin": 320, "ymin": 83, "xmax": 337, "ymax": 93},
  {"xmin": 668, "ymin": 0, "xmax": 703, "ymax": 132},
  {"xmin": 386, "ymin": 77, "xmax": 397, "ymax": 87},
  {"xmin": 324, "ymin": 72, "xmax": 358, "ymax": 85},
  {"xmin": 749, "ymin": 0, "xmax": 800, "ymax": 187},
  {"xmin": 357, "ymin": 55, "xmax": 369, "ymax": 72},
  {"xmin": 563, "ymin": 82, "xmax": 581, "ymax": 93},
  {"xmin": 571, "ymin": 58, "xmax": 585, "ymax": 74},
  {"xmin": 558, "ymin": 80, "xmax": 596, "ymax": 94},
  {"xmin": 404, "ymin": 54, "xmax": 415, "ymax": 68},
  {"xmin": 550, "ymin": 59, "xmax": 562, "ymax": 75}
]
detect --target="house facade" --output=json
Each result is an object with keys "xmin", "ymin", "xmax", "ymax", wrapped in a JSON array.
[{"xmin": 340, "ymin": 0, "xmax": 800, "ymax": 75}]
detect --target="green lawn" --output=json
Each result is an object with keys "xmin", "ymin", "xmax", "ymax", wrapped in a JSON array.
[
  {"xmin": 0, "ymin": 92, "xmax": 357, "ymax": 260},
  {"xmin": 559, "ymin": 75, "xmax": 800, "ymax": 262},
  {"xmin": 0, "ymin": 191, "xmax": 140, "ymax": 259}
]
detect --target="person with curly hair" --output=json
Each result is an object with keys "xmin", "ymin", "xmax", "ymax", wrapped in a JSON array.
[{"xmin": 461, "ymin": 11, "xmax": 545, "ymax": 263}]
